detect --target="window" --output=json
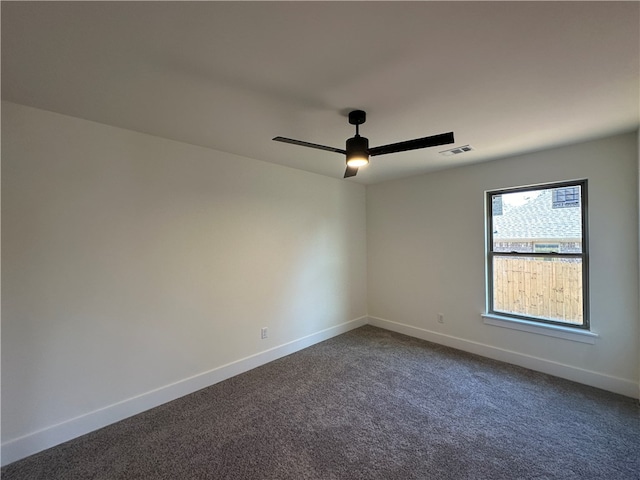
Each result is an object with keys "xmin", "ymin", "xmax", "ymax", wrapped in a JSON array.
[
  {"xmin": 533, "ymin": 243, "xmax": 559, "ymax": 253},
  {"xmin": 486, "ymin": 180, "xmax": 589, "ymax": 329},
  {"xmin": 552, "ymin": 186, "xmax": 580, "ymax": 208},
  {"xmin": 492, "ymin": 195, "xmax": 503, "ymax": 216}
]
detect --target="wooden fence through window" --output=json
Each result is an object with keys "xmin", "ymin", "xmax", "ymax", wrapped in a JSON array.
[{"xmin": 493, "ymin": 256, "xmax": 583, "ymax": 325}]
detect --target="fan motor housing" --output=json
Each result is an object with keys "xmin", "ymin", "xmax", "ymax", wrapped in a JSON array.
[
  {"xmin": 346, "ymin": 135, "xmax": 369, "ymax": 155},
  {"xmin": 346, "ymin": 135, "xmax": 370, "ymax": 167}
]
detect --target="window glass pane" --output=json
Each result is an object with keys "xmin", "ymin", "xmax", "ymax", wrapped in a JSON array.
[
  {"xmin": 533, "ymin": 243, "xmax": 559, "ymax": 253},
  {"xmin": 492, "ymin": 255, "xmax": 583, "ymax": 325},
  {"xmin": 491, "ymin": 186, "xmax": 582, "ymax": 253},
  {"xmin": 492, "ymin": 195, "xmax": 503, "ymax": 216},
  {"xmin": 552, "ymin": 187, "xmax": 580, "ymax": 208}
]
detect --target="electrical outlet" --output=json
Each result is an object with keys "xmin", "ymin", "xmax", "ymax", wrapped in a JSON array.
[
  {"xmin": 437, "ymin": 313, "xmax": 445, "ymax": 324},
  {"xmin": 261, "ymin": 327, "xmax": 268, "ymax": 339}
]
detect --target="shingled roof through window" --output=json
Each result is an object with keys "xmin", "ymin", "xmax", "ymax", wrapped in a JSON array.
[{"xmin": 493, "ymin": 189, "xmax": 582, "ymax": 241}]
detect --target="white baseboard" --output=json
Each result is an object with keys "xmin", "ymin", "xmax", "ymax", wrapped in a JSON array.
[
  {"xmin": 4, "ymin": 314, "xmax": 635, "ymax": 466},
  {"xmin": 1, "ymin": 316, "xmax": 368, "ymax": 467},
  {"xmin": 367, "ymin": 316, "xmax": 639, "ymax": 399}
]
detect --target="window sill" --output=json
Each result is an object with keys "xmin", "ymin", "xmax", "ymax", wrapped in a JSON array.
[{"xmin": 482, "ymin": 314, "xmax": 599, "ymax": 344}]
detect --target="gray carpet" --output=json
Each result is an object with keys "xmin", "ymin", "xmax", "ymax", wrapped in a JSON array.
[{"xmin": 3, "ymin": 326, "xmax": 639, "ymax": 479}]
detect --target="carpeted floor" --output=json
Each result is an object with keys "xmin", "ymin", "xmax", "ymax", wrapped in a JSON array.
[{"xmin": 3, "ymin": 325, "xmax": 639, "ymax": 479}]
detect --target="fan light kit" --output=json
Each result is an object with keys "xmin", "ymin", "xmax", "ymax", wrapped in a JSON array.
[{"xmin": 274, "ymin": 110, "xmax": 455, "ymax": 178}]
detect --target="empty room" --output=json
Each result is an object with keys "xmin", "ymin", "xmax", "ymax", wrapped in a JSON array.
[{"xmin": 2, "ymin": 2, "xmax": 639, "ymax": 479}]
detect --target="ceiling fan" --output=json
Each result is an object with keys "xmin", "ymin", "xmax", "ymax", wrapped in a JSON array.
[{"xmin": 273, "ymin": 110, "xmax": 455, "ymax": 178}]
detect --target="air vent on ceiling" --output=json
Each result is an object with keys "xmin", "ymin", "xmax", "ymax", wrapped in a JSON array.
[{"xmin": 439, "ymin": 145, "xmax": 474, "ymax": 156}]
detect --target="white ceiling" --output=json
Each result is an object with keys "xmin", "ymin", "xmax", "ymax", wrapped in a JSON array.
[{"xmin": 2, "ymin": 1, "xmax": 639, "ymax": 184}]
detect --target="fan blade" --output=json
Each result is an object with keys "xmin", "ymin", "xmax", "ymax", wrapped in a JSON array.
[
  {"xmin": 344, "ymin": 166, "xmax": 359, "ymax": 178},
  {"xmin": 369, "ymin": 132, "xmax": 454, "ymax": 157},
  {"xmin": 273, "ymin": 137, "xmax": 346, "ymax": 154}
]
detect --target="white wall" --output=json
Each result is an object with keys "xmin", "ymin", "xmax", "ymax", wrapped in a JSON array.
[
  {"xmin": 367, "ymin": 132, "xmax": 639, "ymax": 398},
  {"xmin": 1, "ymin": 101, "xmax": 367, "ymax": 463},
  {"xmin": 2, "ymin": 101, "xmax": 638, "ymax": 466}
]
